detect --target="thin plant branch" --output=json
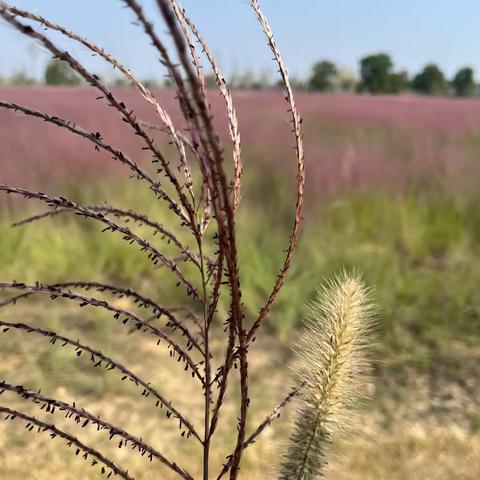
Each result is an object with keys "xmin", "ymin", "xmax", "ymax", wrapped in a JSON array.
[
  {"xmin": 0, "ymin": 318, "xmax": 201, "ymax": 441},
  {"xmin": 0, "ymin": 406, "xmax": 135, "ymax": 480},
  {"xmin": 0, "ymin": 185, "xmax": 201, "ymax": 300},
  {"xmin": 0, "ymin": 7, "xmax": 194, "ymax": 228},
  {"xmin": 0, "ymin": 381, "xmax": 196, "ymax": 477},
  {"xmin": 0, "ymin": 1, "xmax": 196, "ymax": 205},
  {"xmin": 216, "ymin": 384, "xmax": 303, "ymax": 480},
  {"xmin": 247, "ymin": 0, "xmax": 306, "ymax": 344},
  {"xmin": 168, "ymin": 0, "xmax": 243, "ymax": 210},
  {"xmin": 0, "ymin": 283, "xmax": 204, "ymax": 379},
  {"xmin": 12, "ymin": 204, "xmax": 203, "ymax": 270}
]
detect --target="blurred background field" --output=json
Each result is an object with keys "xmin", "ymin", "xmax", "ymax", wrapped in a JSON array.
[{"xmin": 1, "ymin": 85, "xmax": 479, "ymax": 478}]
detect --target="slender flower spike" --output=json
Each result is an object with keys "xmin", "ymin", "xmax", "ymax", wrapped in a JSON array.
[{"xmin": 279, "ymin": 271, "xmax": 377, "ymax": 480}]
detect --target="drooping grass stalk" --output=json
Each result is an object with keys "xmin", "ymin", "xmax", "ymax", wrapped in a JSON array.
[
  {"xmin": 167, "ymin": 0, "xmax": 243, "ymax": 211},
  {"xmin": 247, "ymin": 0, "xmax": 306, "ymax": 344},
  {"xmin": 279, "ymin": 272, "xmax": 377, "ymax": 480}
]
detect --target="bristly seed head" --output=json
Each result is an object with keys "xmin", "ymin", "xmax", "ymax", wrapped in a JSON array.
[{"xmin": 279, "ymin": 270, "xmax": 378, "ymax": 480}]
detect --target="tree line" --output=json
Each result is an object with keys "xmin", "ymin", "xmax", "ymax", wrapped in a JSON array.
[
  {"xmin": 1, "ymin": 54, "xmax": 477, "ymax": 97},
  {"xmin": 308, "ymin": 54, "xmax": 476, "ymax": 97},
  {"xmin": 0, "ymin": 59, "xmax": 174, "ymax": 89}
]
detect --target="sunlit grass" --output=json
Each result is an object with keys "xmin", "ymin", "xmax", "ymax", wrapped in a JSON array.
[
  {"xmin": 2, "ymin": 181, "xmax": 480, "ymax": 373},
  {"xmin": 1, "ymin": 179, "xmax": 479, "ymax": 478}
]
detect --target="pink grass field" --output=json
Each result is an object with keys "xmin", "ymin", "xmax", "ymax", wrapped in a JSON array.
[{"xmin": 1, "ymin": 87, "xmax": 480, "ymax": 198}]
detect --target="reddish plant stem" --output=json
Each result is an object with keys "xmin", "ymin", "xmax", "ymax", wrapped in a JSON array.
[
  {"xmin": 154, "ymin": 5, "xmax": 249, "ymax": 478},
  {"xmin": 168, "ymin": 0, "xmax": 243, "ymax": 210}
]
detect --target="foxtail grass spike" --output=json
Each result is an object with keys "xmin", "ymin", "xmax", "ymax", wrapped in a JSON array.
[{"xmin": 279, "ymin": 271, "xmax": 377, "ymax": 480}]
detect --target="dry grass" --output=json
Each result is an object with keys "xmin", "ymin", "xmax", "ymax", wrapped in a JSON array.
[
  {"xmin": 0, "ymin": 302, "xmax": 291, "ymax": 479},
  {"xmin": 0, "ymin": 302, "xmax": 478, "ymax": 479},
  {"xmin": 330, "ymin": 426, "xmax": 480, "ymax": 480},
  {"xmin": 2, "ymin": 415, "xmax": 478, "ymax": 479},
  {"xmin": 1, "ymin": 187, "xmax": 479, "ymax": 478}
]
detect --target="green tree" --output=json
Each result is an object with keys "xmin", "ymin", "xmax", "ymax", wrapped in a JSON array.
[
  {"xmin": 389, "ymin": 70, "xmax": 409, "ymax": 93},
  {"xmin": 411, "ymin": 64, "xmax": 447, "ymax": 95},
  {"xmin": 452, "ymin": 67, "xmax": 475, "ymax": 97},
  {"xmin": 309, "ymin": 60, "xmax": 337, "ymax": 91},
  {"xmin": 44, "ymin": 59, "xmax": 81, "ymax": 86},
  {"xmin": 359, "ymin": 53, "xmax": 393, "ymax": 93}
]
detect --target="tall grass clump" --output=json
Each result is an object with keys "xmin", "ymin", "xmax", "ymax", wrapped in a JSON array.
[{"xmin": 0, "ymin": 1, "xmax": 375, "ymax": 479}]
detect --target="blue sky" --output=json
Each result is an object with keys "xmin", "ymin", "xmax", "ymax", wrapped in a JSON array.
[{"xmin": 1, "ymin": 0, "xmax": 479, "ymax": 81}]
